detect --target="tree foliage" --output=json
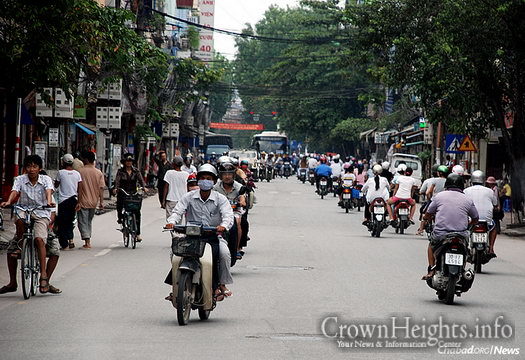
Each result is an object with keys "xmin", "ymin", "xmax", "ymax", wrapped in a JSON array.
[
  {"xmin": 234, "ymin": 1, "xmax": 374, "ymax": 152},
  {"xmin": 348, "ymin": 0, "xmax": 525, "ymax": 209}
]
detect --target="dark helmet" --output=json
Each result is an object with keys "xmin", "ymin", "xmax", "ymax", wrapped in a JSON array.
[
  {"xmin": 173, "ymin": 156, "xmax": 184, "ymax": 167},
  {"xmin": 431, "ymin": 164, "xmax": 440, "ymax": 176},
  {"xmin": 445, "ymin": 173, "xmax": 464, "ymax": 190},
  {"xmin": 121, "ymin": 153, "xmax": 135, "ymax": 163},
  {"xmin": 218, "ymin": 162, "xmax": 236, "ymax": 174}
]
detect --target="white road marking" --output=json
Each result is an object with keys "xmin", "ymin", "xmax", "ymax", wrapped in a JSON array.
[
  {"xmin": 109, "ymin": 243, "xmax": 120, "ymax": 248},
  {"xmin": 94, "ymin": 249, "xmax": 112, "ymax": 257},
  {"xmin": 268, "ymin": 191, "xmax": 279, "ymax": 194}
]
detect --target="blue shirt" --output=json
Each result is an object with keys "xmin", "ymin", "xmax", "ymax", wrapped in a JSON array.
[{"xmin": 315, "ymin": 164, "xmax": 332, "ymax": 177}]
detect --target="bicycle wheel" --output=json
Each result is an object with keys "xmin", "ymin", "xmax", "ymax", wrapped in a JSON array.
[
  {"xmin": 21, "ymin": 238, "xmax": 32, "ymax": 299},
  {"xmin": 30, "ymin": 242, "xmax": 40, "ymax": 296},
  {"xmin": 131, "ymin": 214, "xmax": 137, "ymax": 249},
  {"xmin": 122, "ymin": 216, "xmax": 130, "ymax": 248}
]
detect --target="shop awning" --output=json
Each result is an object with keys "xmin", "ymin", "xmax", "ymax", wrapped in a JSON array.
[
  {"xmin": 360, "ymin": 128, "xmax": 377, "ymax": 139},
  {"xmin": 75, "ymin": 122, "xmax": 95, "ymax": 135}
]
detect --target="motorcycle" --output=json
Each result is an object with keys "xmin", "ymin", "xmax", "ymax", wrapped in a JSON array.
[
  {"xmin": 369, "ymin": 198, "xmax": 388, "ymax": 237},
  {"xmin": 318, "ymin": 176, "xmax": 329, "ymax": 199},
  {"xmin": 308, "ymin": 169, "xmax": 316, "ymax": 185},
  {"xmin": 259, "ymin": 165, "xmax": 267, "ymax": 182},
  {"xmin": 425, "ymin": 233, "xmax": 475, "ymax": 305},
  {"xmin": 393, "ymin": 200, "xmax": 411, "ymax": 234},
  {"xmin": 167, "ymin": 224, "xmax": 220, "ymax": 326},
  {"xmin": 351, "ymin": 184, "xmax": 365, "ymax": 212},
  {"xmin": 341, "ymin": 179, "xmax": 353, "ymax": 213},
  {"xmin": 265, "ymin": 165, "xmax": 273, "ymax": 182},
  {"xmin": 332, "ymin": 176, "xmax": 340, "ymax": 197},
  {"xmin": 297, "ymin": 168, "xmax": 307, "ymax": 183},
  {"xmin": 283, "ymin": 162, "xmax": 292, "ymax": 179},
  {"xmin": 469, "ymin": 221, "xmax": 491, "ymax": 273}
]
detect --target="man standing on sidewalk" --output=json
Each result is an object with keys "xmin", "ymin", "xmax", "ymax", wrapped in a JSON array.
[
  {"xmin": 162, "ymin": 156, "xmax": 188, "ymax": 221},
  {"xmin": 76, "ymin": 151, "xmax": 105, "ymax": 249},
  {"xmin": 154, "ymin": 150, "xmax": 172, "ymax": 207},
  {"xmin": 55, "ymin": 154, "xmax": 82, "ymax": 250}
]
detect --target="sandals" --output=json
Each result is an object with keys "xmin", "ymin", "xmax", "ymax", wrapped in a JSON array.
[
  {"xmin": 236, "ymin": 252, "xmax": 243, "ymax": 260},
  {"xmin": 48, "ymin": 285, "xmax": 62, "ymax": 294},
  {"xmin": 39, "ymin": 277, "xmax": 49, "ymax": 293},
  {"xmin": 165, "ymin": 293, "xmax": 173, "ymax": 301},
  {"xmin": 214, "ymin": 289, "xmax": 225, "ymax": 302},
  {"xmin": 0, "ymin": 285, "xmax": 17, "ymax": 294}
]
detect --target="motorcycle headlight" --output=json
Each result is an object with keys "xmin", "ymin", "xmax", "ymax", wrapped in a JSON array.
[{"xmin": 185, "ymin": 225, "xmax": 201, "ymax": 236}]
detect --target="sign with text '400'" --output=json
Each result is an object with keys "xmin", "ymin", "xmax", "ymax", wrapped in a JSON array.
[{"xmin": 195, "ymin": 0, "xmax": 214, "ymax": 62}]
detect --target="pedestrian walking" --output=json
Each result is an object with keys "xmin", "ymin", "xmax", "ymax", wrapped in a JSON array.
[
  {"xmin": 162, "ymin": 156, "xmax": 188, "ymax": 221},
  {"xmin": 55, "ymin": 154, "xmax": 82, "ymax": 250},
  {"xmin": 76, "ymin": 151, "xmax": 105, "ymax": 249},
  {"xmin": 154, "ymin": 150, "xmax": 172, "ymax": 207}
]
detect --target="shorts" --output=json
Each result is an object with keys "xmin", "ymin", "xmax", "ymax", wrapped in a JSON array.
[
  {"xmin": 390, "ymin": 197, "xmax": 415, "ymax": 206},
  {"xmin": 7, "ymin": 235, "xmax": 59, "ymax": 257}
]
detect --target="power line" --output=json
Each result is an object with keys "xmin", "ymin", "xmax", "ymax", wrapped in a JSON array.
[{"xmin": 148, "ymin": 7, "xmax": 346, "ymax": 44}]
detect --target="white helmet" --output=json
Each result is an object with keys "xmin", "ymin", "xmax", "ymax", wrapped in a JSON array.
[
  {"xmin": 218, "ymin": 155, "xmax": 231, "ymax": 164},
  {"xmin": 452, "ymin": 165, "xmax": 465, "ymax": 175},
  {"xmin": 372, "ymin": 164, "xmax": 383, "ymax": 174},
  {"xmin": 397, "ymin": 164, "xmax": 407, "ymax": 173},
  {"xmin": 382, "ymin": 161, "xmax": 390, "ymax": 170}
]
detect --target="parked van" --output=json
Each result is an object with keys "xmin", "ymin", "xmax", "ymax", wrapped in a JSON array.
[{"xmin": 389, "ymin": 153, "xmax": 423, "ymax": 183}]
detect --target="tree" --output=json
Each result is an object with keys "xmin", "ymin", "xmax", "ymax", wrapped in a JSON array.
[
  {"xmin": 234, "ymin": 1, "xmax": 374, "ymax": 152},
  {"xmin": 348, "ymin": 0, "xmax": 525, "ymax": 215}
]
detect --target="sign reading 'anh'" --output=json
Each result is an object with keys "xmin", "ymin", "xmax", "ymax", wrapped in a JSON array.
[{"xmin": 209, "ymin": 123, "xmax": 264, "ymax": 130}]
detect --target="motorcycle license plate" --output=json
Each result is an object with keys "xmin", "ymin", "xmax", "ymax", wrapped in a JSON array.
[
  {"xmin": 374, "ymin": 206, "xmax": 385, "ymax": 214},
  {"xmin": 343, "ymin": 193, "xmax": 352, "ymax": 199},
  {"xmin": 344, "ymin": 180, "xmax": 353, "ymax": 186},
  {"xmin": 398, "ymin": 208, "xmax": 409, "ymax": 215},
  {"xmin": 320, "ymin": 181, "xmax": 327, "ymax": 186},
  {"xmin": 471, "ymin": 233, "xmax": 488, "ymax": 243},
  {"xmin": 445, "ymin": 253, "xmax": 464, "ymax": 266}
]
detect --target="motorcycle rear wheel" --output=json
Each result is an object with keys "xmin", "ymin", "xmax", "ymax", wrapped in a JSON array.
[
  {"xmin": 445, "ymin": 276, "xmax": 456, "ymax": 305},
  {"xmin": 474, "ymin": 252, "xmax": 483, "ymax": 273},
  {"xmin": 399, "ymin": 220, "xmax": 405, "ymax": 234},
  {"xmin": 177, "ymin": 272, "xmax": 194, "ymax": 326}
]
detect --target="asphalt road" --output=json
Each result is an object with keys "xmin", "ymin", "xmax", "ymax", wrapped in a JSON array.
[{"xmin": 0, "ymin": 177, "xmax": 524, "ymax": 359}]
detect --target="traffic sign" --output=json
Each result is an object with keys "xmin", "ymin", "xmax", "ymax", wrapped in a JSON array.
[
  {"xmin": 458, "ymin": 135, "xmax": 477, "ymax": 152},
  {"xmin": 445, "ymin": 134, "xmax": 464, "ymax": 154}
]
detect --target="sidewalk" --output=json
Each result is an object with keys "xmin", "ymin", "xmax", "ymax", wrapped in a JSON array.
[{"xmin": 501, "ymin": 211, "xmax": 525, "ymax": 237}]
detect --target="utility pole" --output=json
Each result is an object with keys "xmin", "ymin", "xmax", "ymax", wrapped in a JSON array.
[{"xmin": 14, "ymin": 98, "xmax": 22, "ymax": 176}]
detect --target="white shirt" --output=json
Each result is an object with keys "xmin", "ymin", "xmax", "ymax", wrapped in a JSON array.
[
  {"xmin": 163, "ymin": 169, "xmax": 189, "ymax": 202},
  {"xmin": 330, "ymin": 162, "xmax": 342, "ymax": 177},
  {"xmin": 464, "ymin": 185, "xmax": 498, "ymax": 221},
  {"xmin": 56, "ymin": 169, "xmax": 82, "ymax": 203},
  {"xmin": 167, "ymin": 189, "xmax": 234, "ymax": 230},
  {"xmin": 362, "ymin": 176, "xmax": 390, "ymax": 203},
  {"xmin": 13, "ymin": 174, "xmax": 55, "ymax": 219},
  {"xmin": 307, "ymin": 158, "xmax": 318, "ymax": 169},
  {"xmin": 181, "ymin": 164, "xmax": 197, "ymax": 174},
  {"xmin": 394, "ymin": 175, "xmax": 417, "ymax": 199}
]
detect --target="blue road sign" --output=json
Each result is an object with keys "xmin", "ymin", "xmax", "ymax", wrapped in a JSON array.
[{"xmin": 445, "ymin": 134, "xmax": 465, "ymax": 154}]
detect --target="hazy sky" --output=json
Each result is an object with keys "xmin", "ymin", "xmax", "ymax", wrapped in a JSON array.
[{"xmin": 214, "ymin": 0, "xmax": 301, "ymax": 59}]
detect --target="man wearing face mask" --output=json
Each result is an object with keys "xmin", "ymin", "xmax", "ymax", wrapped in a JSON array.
[{"xmin": 165, "ymin": 164, "xmax": 234, "ymax": 300}]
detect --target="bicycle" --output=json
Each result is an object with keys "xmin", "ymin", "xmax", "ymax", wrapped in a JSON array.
[
  {"xmin": 12, "ymin": 205, "xmax": 53, "ymax": 299},
  {"xmin": 119, "ymin": 189, "xmax": 143, "ymax": 249}
]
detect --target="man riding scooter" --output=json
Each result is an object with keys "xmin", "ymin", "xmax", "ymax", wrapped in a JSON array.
[
  {"xmin": 165, "ymin": 164, "xmax": 234, "ymax": 301},
  {"xmin": 314, "ymin": 156, "xmax": 332, "ymax": 193}
]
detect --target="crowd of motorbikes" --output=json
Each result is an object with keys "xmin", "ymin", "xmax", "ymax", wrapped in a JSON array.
[{"xmin": 293, "ymin": 157, "xmax": 496, "ymax": 306}]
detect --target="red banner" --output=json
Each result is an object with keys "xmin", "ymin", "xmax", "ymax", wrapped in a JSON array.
[{"xmin": 209, "ymin": 123, "xmax": 264, "ymax": 130}]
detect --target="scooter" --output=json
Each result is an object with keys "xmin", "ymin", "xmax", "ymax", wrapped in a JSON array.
[
  {"xmin": 266, "ymin": 165, "xmax": 273, "ymax": 182},
  {"xmin": 318, "ymin": 176, "xmax": 329, "ymax": 199},
  {"xmin": 332, "ymin": 176, "xmax": 340, "ymax": 197},
  {"xmin": 308, "ymin": 169, "xmax": 316, "ymax": 185},
  {"xmin": 469, "ymin": 221, "xmax": 491, "ymax": 273},
  {"xmin": 369, "ymin": 198, "xmax": 388, "ymax": 237},
  {"xmin": 167, "ymin": 224, "xmax": 219, "ymax": 326},
  {"xmin": 341, "ymin": 180, "xmax": 353, "ymax": 213},
  {"xmin": 297, "ymin": 168, "xmax": 307, "ymax": 183},
  {"xmin": 393, "ymin": 200, "xmax": 411, "ymax": 234},
  {"xmin": 283, "ymin": 162, "xmax": 292, "ymax": 178},
  {"xmin": 425, "ymin": 233, "xmax": 475, "ymax": 305},
  {"xmin": 352, "ymin": 184, "xmax": 365, "ymax": 212}
]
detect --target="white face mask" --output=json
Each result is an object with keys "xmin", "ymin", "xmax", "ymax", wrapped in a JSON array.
[{"xmin": 198, "ymin": 179, "xmax": 214, "ymax": 191}]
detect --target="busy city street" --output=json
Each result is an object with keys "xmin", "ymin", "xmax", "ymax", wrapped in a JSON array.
[{"xmin": 1, "ymin": 177, "xmax": 524, "ymax": 359}]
